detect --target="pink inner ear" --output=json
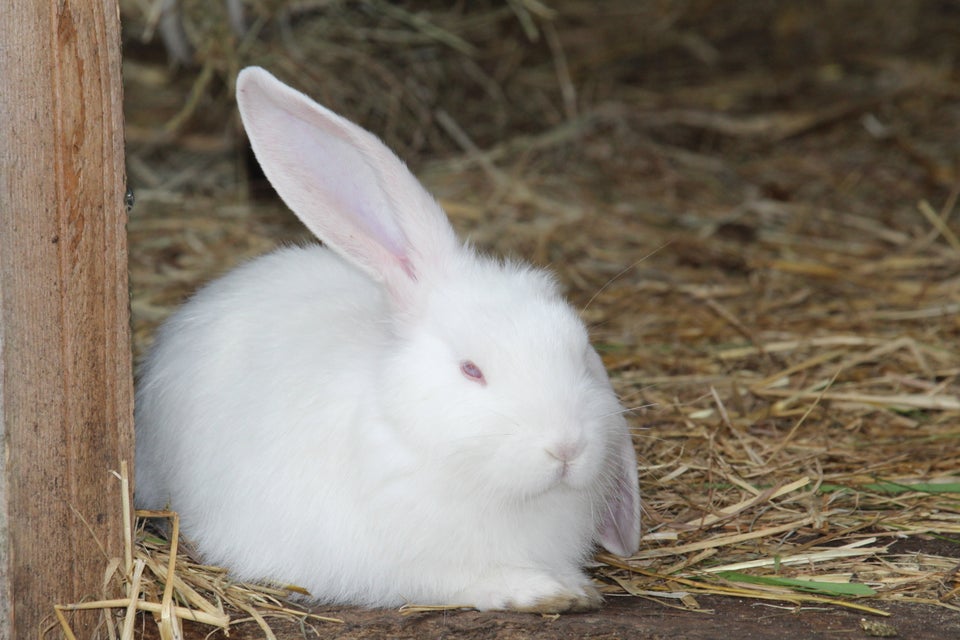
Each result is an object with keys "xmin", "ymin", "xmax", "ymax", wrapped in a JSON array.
[
  {"xmin": 598, "ymin": 431, "xmax": 641, "ymax": 557},
  {"xmin": 236, "ymin": 67, "xmax": 463, "ymax": 311}
]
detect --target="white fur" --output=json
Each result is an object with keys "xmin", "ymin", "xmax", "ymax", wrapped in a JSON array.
[{"xmin": 135, "ymin": 67, "xmax": 640, "ymax": 612}]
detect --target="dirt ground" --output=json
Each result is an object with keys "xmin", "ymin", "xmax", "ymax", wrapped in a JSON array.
[
  {"xmin": 119, "ymin": 2, "xmax": 960, "ymax": 639},
  {"xmin": 139, "ymin": 590, "xmax": 960, "ymax": 640}
]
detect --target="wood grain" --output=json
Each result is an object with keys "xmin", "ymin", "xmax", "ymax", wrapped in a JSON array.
[{"xmin": 0, "ymin": 1, "xmax": 133, "ymax": 637}]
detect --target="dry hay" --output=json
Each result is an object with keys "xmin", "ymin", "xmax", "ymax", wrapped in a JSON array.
[
  {"xmin": 51, "ymin": 465, "xmax": 342, "ymax": 639},
  {"xmin": 110, "ymin": 0, "xmax": 960, "ymax": 636},
  {"xmin": 121, "ymin": 0, "xmax": 594, "ymax": 161}
]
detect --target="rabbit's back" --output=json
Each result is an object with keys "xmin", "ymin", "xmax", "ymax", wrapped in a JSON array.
[{"xmin": 134, "ymin": 244, "xmax": 386, "ymax": 513}]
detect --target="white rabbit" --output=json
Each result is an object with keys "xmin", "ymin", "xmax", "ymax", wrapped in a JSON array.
[{"xmin": 134, "ymin": 66, "xmax": 640, "ymax": 613}]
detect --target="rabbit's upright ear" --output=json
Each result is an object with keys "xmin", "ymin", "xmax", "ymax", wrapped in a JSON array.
[
  {"xmin": 598, "ymin": 429, "xmax": 641, "ymax": 557},
  {"xmin": 236, "ymin": 66, "xmax": 459, "ymax": 308}
]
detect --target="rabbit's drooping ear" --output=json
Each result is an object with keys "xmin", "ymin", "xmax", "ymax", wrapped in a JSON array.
[
  {"xmin": 236, "ymin": 66, "xmax": 460, "ymax": 306},
  {"xmin": 598, "ymin": 430, "xmax": 641, "ymax": 557}
]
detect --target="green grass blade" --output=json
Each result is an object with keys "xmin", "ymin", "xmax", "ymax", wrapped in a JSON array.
[{"xmin": 718, "ymin": 572, "xmax": 876, "ymax": 597}]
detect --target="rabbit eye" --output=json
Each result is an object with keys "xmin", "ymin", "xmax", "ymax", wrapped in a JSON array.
[{"xmin": 460, "ymin": 360, "xmax": 486, "ymax": 385}]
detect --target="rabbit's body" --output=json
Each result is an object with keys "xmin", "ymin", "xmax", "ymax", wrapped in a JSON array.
[{"xmin": 135, "ymin": 67, "xmax": 640, "ymax": 612}]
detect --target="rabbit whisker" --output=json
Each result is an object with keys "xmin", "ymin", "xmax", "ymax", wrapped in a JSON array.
[{"xmin": 581, "ymin": 242, "xmax": 671, "ymax": 314}]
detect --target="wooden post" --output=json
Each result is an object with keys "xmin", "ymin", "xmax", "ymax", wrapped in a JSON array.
[{"xmin": 0, "ymin": 1, "xmax": 133, "ymax": 638}]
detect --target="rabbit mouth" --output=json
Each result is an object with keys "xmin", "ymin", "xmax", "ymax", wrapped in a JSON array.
[{"xmin": 545, "ymin": 458, "xmax": 592, "ymax": 493}]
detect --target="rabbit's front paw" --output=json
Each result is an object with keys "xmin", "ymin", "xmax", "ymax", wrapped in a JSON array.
[
  {"xmin": 512, "ymin": 582, "xmax": 602, "ymax": 613},
  {"xmin": 463, "ymin": 569, "xmax": 603, "ymax": 613}
]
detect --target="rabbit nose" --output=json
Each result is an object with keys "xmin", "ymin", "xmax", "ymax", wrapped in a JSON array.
[
  {"xmin": 547, "ymin": 442, "xmax": 582, "ymax": 461},
  {"xmin": 546, "ymin": 441, "xmax": 585, "ymax": 473}
]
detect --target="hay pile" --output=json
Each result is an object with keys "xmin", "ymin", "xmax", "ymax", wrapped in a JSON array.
[
  {"xmin": 113, "ymin": 1, "xmax": 960, "ymax": 636},
  {"xmin": 123, "ymin": 0, "xmax": 601, "ymax": 160}
]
